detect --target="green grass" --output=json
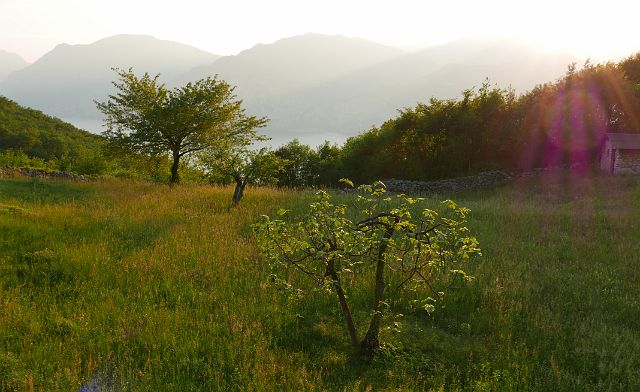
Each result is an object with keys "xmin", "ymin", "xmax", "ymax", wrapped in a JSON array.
[{"xmin": 1, "ymin": 175, "xmax": 639, "ymax": 391}]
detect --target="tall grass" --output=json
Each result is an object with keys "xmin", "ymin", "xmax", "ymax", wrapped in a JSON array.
[{"xmin": 0, "ymin": 174, "xmax": 639, "ymax": 391}]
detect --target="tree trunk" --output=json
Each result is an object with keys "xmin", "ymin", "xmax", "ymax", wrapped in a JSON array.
[
  {"xmin": 328, "ymin": 264, "xmax": 360, "ymax": 353},
  {"xmin": 232, "ymin": 178, "xmax": 246, "ymax": 206},
  {"xmin": 170, "ymin": 152, "xmax": 180, "ymax": 185},
  {"xmin": 361, "ymin": 224, "xmax": 396, "ymax": 356}
]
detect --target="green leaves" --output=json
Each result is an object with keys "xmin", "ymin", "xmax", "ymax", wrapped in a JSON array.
[
  {"xmin": 254, "ymin": 179, "xmax": 481, "ymax": 346},
  {"xmin": 339, "ymin": 178, "xmax": 354, "ymax": 188},
  {"xmin": 277, "ymin": 208, "xmax": 289, "ymax": 216},
  {"xmin": 96, "ymin": 68, "xmax": 269, "ymax": 184}
]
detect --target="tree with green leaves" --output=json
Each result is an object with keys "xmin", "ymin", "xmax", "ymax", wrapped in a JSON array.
[
  {"xmin": 198, "ymin": 133, "xmax": 284, "ymax": 206},
  {"xmin": 254, "ymin": 180, "xmax": 480, "ymax": 357},
  {"xmin": 274, "ymin": 139, "xmax": 319, "ymax": 187},
  {"xmin": 96, "ymin": 68, "xmax": 267, "ymax": 184}
]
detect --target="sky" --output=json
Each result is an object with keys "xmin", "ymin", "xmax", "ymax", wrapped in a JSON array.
[{"xmin": 1, "ymin": 0, "xmax": 638, "ymax": 63}]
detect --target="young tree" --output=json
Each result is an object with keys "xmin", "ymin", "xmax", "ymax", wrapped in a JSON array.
[
  {"xmin": 274, "ymin": 139, "xmax": 319, "ymax": 187},
  {"xmin": 95, "ymin": 68, "xmax": 267, "ymax": 184},
  {"xmin": 198, "ymin": 135, "xmax": 284, "ymax": 206},
  {"xmin": 254, "ymin": 180, "xmax": 480, "ymax": 357}
]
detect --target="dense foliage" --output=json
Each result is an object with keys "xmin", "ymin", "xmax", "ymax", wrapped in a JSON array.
[
  {"xmin": 273, "ymin": 140, "xmax": 342, "ymax": 187},
  {"xmin": 279, "ymin": 54, "xmax": 640, "ymax": 186},
  {"xmin": 3, "ymin": 53, "xmax": 640, "ymax": 187},
  {"xmin": 96, "ymin": 68, "xmax": 268, "ymax": 184},
  {"xmin": 0, "ymin": 96, "xmax": 107, "ymax": 173}
]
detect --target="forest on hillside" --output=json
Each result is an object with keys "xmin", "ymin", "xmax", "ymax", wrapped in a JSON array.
[
  {"xmin": 0, "ymin": 96, "xmax": 102, "ymax": 161},
  {"xmin": 0, "ymin": 96, "xmax": 187, "ymax": 180}
]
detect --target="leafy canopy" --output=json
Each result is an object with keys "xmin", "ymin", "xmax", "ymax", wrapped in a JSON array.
[
  {"xmin": 198, "ymin": 131, "xmax": 282, "ymax": 186},
  {"xmin": 96, "ymin": 68, "xmax": 267, "ymax": 183},
  {"xmin": 197, "ymin": 132, "xmax": 285, "ymax": 205}
]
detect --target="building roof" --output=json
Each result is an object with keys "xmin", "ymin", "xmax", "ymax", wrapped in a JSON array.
[{"xmin": 607, "ymin": 133, "xmax": 640, "ymax": 149}]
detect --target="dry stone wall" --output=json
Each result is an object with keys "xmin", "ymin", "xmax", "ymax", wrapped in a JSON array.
[
  {"xmin": 0, "ymin": 167, "xmax": 87, "ymax": 181},
  {"xmin": 382, "ymin": 166, "xmax": 584, "ymax": 195}
]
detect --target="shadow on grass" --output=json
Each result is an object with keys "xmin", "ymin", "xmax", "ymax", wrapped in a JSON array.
[
  {"xmin": 0, "ymin": 178, "xmax": 93, "ymax": 204},
  {"xmin": 103, "ymin": 218, "xmax": 182, "ymax": 260},
  {"xmin": 273, "ymin": 313, "xmax": 371, "ymax": 390},
  {"xmin": 268, "ymin": 291, "xmax": 450, "ymax": 389},
  {"xmin": 1, "ymin": 212, "xmax": 183, "ymax": 301},
  {"xmin": 266, "ymin": 277, "xmax": 489, "ymax": 390}
]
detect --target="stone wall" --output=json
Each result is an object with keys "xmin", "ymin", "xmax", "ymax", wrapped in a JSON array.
[
  {"xmin": 0, "ymin": 167, "xmax": 87, "ymax": 181},
  {"xmin": 384, "ymin": 170, "xmax": 511, "ymax": 194},
  {"xmin": 382, "ymin": 166, "xmax": 581, "ymax": 195}
]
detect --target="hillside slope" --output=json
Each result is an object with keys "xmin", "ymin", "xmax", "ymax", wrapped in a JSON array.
[
  {"xmin": 0, "ymin": 50, "xmax": 28, "ymax": 81},
  {"xmin": 0, "ymin": 95, "xmax": 102, "ymax": 160},
  {"xmin": 176, "ymin": 33, "xmax": 404, "ymax": 96},
  {"xmin": 0, "ymin": 35, "xmax": 220, "ymax": 122}
]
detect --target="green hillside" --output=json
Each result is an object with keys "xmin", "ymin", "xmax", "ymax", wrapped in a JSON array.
[
  {"xmin": 0, "ymin": 95, "xmax": 105, "ymax": 169},
  {"xmin": 0, "ymin": 175, "xmax": 638, "ymax": 390},
  {"xmin": 0, "ymin": 96, "xmax": 184, "ymax": 179}
]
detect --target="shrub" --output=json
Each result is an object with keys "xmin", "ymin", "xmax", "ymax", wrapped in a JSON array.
[{"xmin": 254, "ymin": 180, "xmax": 480, "ymax": 356}]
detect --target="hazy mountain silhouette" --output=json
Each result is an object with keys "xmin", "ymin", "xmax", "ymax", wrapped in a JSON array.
[
  {"xmin": 0, "ymin": 50, "xmax": 28, "ymax": 81},
  {"xmin": 176, "ymin": 33, "xmax": 404, "ymax": 96},
  {"xmin": 0, "ymin": 35, "xmax": 220, "ymax": 121},
  {"xmin": 261, "ymin": 40, "xmax": 575, "ymax": 144},
  {"xmin": 0, "ymin": 34, "xmax": 576, "ymax": 146}
]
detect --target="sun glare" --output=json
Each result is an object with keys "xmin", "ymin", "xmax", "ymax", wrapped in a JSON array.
[{"xmin": 1, "ymin": 0, "xmax": 638, "ymax": 62}]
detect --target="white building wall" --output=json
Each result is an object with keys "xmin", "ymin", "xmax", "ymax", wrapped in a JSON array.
[
  {"xmin": 614, "ymin": 150, "xmax": 640, "ymax": 175},
  {"xmin": 600, "ymin": 141, "xmax": 614, "ymax": 173}
]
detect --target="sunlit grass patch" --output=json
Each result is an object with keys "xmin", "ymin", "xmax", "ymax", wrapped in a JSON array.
[
  {"xmin": 0, "ymin": 204, "xmax": 28, "ymax": 215},
  {"xmin": 0, "ymin": 175, "xmax": 639, "ymax": 390}
]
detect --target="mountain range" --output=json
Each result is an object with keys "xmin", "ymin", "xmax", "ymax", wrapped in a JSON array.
[
  {"xmin": 0, "ymin": 50, "xmax": 28, "ymax": 82},
  {"xmin": 0, "ymin": 34, "xmax": 576, "ymax": 146},
  {"xmin": 0, "ymin": 35, "xmax": 219, "ymax": 132}
]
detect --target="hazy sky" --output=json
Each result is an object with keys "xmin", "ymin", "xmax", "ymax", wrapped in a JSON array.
[{"xmin": 2, "ymin": 0, "xmax": 638, "ymax": 62}]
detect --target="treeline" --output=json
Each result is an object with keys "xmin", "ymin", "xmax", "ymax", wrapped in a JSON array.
[
  {"xmin": 2, "ymin": 53, "xmax": 640, "ymax": 186},
  {"xmin": 271, "ymin": 53, "xmax": 640, "ymax": 186}
]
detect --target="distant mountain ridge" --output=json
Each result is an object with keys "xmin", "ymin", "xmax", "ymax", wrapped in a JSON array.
[
  {"xmin": 0, "ymin": 50, "xmax": 28, "ymax": 82},
  {"xmin": 0, "ymin": 35, "xmax": 220, "ymax": 121},
  {"xmin": 176, "ymin": 36, "xmax": 575, "ymax": 145},
  {"xmin": 262, "ymin": 40, "xmax": 575, "ymax": 144},
  {"xmin": 0, "ymin": 34, "xmax": 576, "ymax": 146},
  {"xmin": 176, "ymin": 33, "xmax": 404, "ymax": 96}
]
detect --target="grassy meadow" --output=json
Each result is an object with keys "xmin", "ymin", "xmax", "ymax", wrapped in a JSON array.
[{"xmin": 1, "ymin": 174, "xmax": 639, "ymax": 391}]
